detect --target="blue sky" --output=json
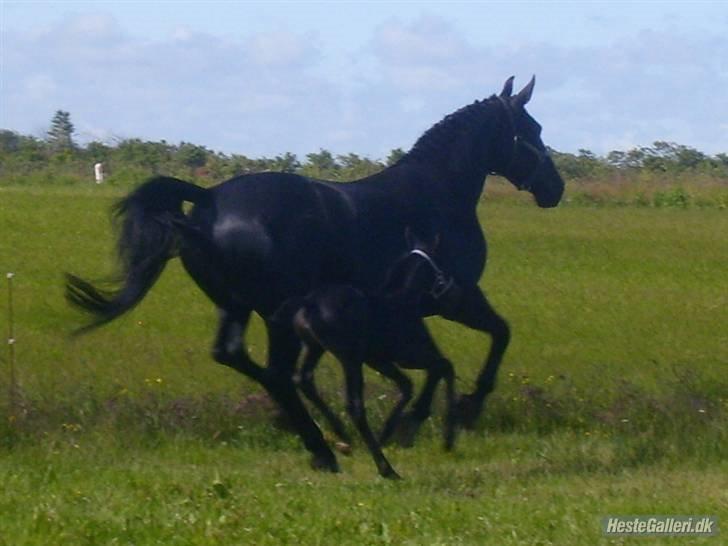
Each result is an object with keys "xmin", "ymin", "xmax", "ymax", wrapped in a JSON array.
[{"xmin": 2, "ymin": 1, "xmax": 727, "ymax": 159}]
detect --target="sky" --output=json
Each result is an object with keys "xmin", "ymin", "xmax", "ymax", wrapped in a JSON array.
[{"xmin": 2, "ymin": 1, "xmax": 727, "ymax": 160}]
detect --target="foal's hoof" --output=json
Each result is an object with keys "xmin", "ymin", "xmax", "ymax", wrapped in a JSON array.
[
  {"xmin": 455, "ymin": 394, "xmax": 480, "ymax": 430},
  {"xmin": 310, "ymin": 452, "xmax": 340, "ymax": 473}
]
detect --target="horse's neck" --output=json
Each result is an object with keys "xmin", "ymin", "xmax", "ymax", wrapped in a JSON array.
[
  {"xmin": 387, "ymin": 158, "xmax": 489, "ymax": 219},
  {"xmin": 397, "ymin": 99, "xmax": 499, "ymax": 202}
]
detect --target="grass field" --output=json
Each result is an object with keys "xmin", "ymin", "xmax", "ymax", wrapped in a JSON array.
[{"xmin": 1, "ymin": 184, "xmax": 726, "ymax": 544}]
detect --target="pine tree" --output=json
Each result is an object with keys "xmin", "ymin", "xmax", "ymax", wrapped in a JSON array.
[{"xmin": 47, "ymin": 110, "xmax": 75, "ymax": 150}]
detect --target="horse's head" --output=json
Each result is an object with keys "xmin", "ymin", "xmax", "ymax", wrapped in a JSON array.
[{"xmin": 491, "ymin": 76, "xmax": 565, "ymax": 208}]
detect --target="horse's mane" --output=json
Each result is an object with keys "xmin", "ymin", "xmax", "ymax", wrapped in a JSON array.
[{"xmin": 397, "ymin": 95, "xmax": 501, "ymax": 169}]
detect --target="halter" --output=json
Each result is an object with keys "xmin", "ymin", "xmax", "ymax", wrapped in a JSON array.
[
  {"xmin": 494, "ymin": 96, "xmax": 549, "ymax": 192},
  {"xmin": 408, "ymin": 249, "xmax": 455, "ymax": 299}
]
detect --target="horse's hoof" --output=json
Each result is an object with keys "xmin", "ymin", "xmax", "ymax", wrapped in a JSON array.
[{"xmin": 310, "ymin": 453, "xmax": 340, "ymax": 473}]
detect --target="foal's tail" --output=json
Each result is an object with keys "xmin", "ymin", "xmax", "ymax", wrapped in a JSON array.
[{"xmin": 66, "ymin": 176, "xmax": 210, "ymax": 333}]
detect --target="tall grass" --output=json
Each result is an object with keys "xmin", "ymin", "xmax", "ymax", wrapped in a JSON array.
[{"xmin": 483, "ymin": 173, "xmax": 728, "ymax": 208}]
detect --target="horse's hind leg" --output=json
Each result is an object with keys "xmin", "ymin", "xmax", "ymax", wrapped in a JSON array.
[
  {"xmin": 342, "ymin": 358, "xmax": 400, "ymax": 479},
  {"xmin": 297, "ymin": 344, "xmax": 352, "ymax": 444},
  {"xmin": 211, "ymin": 308, "xmax": 267, "ymax": 382},
  {"xmin": 214, "ymin": 309, "xmax": 338, "ymax": 473},
  {"xmin": 266, "ymin": 323, "xmax": 339, "ymax": 473}
]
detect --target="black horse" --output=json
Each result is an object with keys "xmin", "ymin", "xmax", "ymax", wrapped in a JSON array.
[
  {"xmin": 67, "ymin": 76, "xmax": 564, "ymax": 473},
  {"xmin": 279, "ymin": 228, "xmax": 460, "ymax": 478}
]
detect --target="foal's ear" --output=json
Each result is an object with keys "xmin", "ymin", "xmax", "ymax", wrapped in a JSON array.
[
  {"xmin": 500, "ymin": 76, "xmax": 515, "ymax": 98},
  {"xmin": 404, "ymin": 226, "xmax": 415, "ymax": 249},
  {"xmin": 513, "ymin": 75, "xmax": 536, "ymax": 108}
]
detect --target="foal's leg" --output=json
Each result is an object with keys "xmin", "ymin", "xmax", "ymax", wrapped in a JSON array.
[
  {"xmin": 396, "ymin": 357, "xmax": 457, "ymax": 449},
  {"xmin": 387, "ymin": 324, "xmax": 451, "ymax": 448},
  {"xmin": 342, "ymin": 358, "xmax": 400, "ymax": 479},
  {"xmin": 440, "ymin": 286, "xmax": 511, "ymax": 429},
  {"xmin": 441, "ymin": 359, "xmax": 458, "ymax": 451},
  {"xmin": 297, "ymin": 344, "xmax": 352, "ymax": 444},
  {"xmin": 367, "ymin": 361, "xmax": 413, "ymax": 447}
]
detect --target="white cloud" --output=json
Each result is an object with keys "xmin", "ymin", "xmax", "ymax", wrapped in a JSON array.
[{"xmin": 1, "ymin": 13, "xmax": 337, "ymax": 156}]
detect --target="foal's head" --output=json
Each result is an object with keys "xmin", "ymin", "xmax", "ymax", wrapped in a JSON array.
[{"xmin": 380, "ymin": 228, "xmax": 454, "ymax": 304}]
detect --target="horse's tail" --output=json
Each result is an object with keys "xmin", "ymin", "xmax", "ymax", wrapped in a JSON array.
[{"xmin": 66, "ymin": 176, "xmax": 210, "ymax": 333}]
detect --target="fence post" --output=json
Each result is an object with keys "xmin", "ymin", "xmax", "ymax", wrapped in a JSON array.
[{"xmin": 6, "ymin": 272, "xmax": 17, "ymax": 417}]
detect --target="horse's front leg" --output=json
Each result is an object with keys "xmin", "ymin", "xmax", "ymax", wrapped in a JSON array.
[{"xmin": 440, "ymin": 285, "xmax": 511, "ymax": 428}]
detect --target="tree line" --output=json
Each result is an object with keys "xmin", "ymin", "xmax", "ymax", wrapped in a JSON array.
[{"xmin": 1, "ymin": 110, "xmax": 727, "ymax": 187}]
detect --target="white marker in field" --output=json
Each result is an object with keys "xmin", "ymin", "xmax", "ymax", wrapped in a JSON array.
[{"xmin": 94, "ymin": 162, "xmax": 105, "ymax": 184}]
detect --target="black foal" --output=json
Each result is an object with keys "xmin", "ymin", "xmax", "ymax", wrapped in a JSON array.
[{"xmin": 277, "ymin": 230, "xmax": 460, "ymax": 479}]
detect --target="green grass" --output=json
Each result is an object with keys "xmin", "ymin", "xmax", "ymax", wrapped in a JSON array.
[
  {"xmin": 1, "ymin": 184, "xmax": 726, "ymax": 544},
  {"xmin": 0, "ymin": 436, "xmax": 725, "ymax": 545}
]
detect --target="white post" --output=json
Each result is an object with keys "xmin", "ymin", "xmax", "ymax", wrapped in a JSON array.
[
  {"xmin": 7, "ymin": 272, "xmax": 17, "ymax": 416},
  {"xmin": 94, "ymin": 162, "xmax": 105, "ymax": 184}
]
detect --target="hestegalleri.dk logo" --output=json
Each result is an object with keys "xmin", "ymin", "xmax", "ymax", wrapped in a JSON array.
[{"xmin": 602, "ymin": 516, "xmax": 718, "ymax": 536}]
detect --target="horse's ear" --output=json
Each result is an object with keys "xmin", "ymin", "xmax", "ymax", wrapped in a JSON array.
[
  {"xmin": 500, "ymin": 76, "xmax": 515, "ymax": 98},
  {"xmin": 513, "ymin": 75, "xmax": 535, "ymax": 108},
  {"xmin": 433, "ymin": 233, "xmax": 441, "ymax": 251}
]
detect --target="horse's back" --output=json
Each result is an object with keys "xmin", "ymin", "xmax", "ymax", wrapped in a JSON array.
[{"xmin": 182, "ymin": 173, "xmax": 360, "ymax": 315}]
